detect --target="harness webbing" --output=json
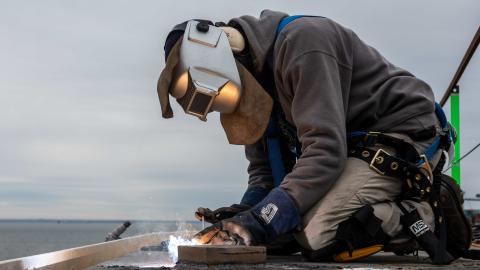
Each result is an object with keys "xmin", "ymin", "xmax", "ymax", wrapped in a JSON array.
[
  {"xmin": 266, "ymin": 117, "xmax": 287, "ymax": 187},
  {"xmin": 275, "ymin": 15, "xmax": 304, "ymax": 35},
  {"xmin": 266, "ymin": 15, "xmax": 306, "ymax": 187},
  {"xmin": 348, "ymin": 102, "xmax": 449, "ymax": 165}
]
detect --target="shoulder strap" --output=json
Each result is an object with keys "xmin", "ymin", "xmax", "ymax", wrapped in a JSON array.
[
  {"xmin": 266, "ymin": 117, "xmax": 287, "ymax": 187},
  {"xmin": 276, "ymin": 15, "xmax": 305, "ymax": 34},
  {"xmin": 266, "ymin": 15, "xmax": 306, "ymax": 187}
]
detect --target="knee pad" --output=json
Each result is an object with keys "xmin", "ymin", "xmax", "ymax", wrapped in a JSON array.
[{"xmin": 303, "ymin": 205, "xmax": 389, "ymax": 262}]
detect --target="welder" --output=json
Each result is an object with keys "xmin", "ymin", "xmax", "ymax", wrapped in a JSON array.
[{"xmin": 157, "ymin": 10, "xmax": 474, "ymax": 263}]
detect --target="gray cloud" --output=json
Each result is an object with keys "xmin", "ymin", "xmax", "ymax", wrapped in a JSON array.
[{"xmin": 0, "ymin": 0, "xmax": 479, "ymax": 219}]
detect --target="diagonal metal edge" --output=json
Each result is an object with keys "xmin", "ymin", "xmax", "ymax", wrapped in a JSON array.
[{"xmin": 0, "ymin": 232, "xmax": 169, "ymax": 270}]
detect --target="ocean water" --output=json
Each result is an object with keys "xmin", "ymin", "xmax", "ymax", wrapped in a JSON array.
[{"xmin": 0, "ymin": 220, "xmax": 202, "ymax": 262}]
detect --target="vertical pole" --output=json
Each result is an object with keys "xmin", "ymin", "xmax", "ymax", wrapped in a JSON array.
[{"xmin": 451, "ymin": 85, "xmax": 461, "ymax": 184}]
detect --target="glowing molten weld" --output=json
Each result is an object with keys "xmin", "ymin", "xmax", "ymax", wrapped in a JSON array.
[{"xmin": 167, "ymin": 235, "xmax": 198, "ymax": 263}]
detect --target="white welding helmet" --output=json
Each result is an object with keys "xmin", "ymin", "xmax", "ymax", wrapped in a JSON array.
[
  {"xmin": 158, "ymin": 20, "xmax": 273, "ymax": 145},
  {"xmin": 171, "ymin": 20, "xmax": 242, "ymax": 121}
]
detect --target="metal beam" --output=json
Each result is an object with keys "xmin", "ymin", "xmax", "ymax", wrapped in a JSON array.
[
  {"xmin": 0, "ymin": 233, "xmax": 168, "ymax": 270},
  {"xmin": 451, "ymin": 86, "xmax": 461, "ymax": 184},
  {"xmin": 440, "ymin": 25, "xmax": 480, "ymax": 106}
]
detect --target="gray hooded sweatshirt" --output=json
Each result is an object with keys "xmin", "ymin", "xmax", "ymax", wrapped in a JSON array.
[{"xmin": 230, "ymin": 10, "xmax": 437, "ymax": 215}]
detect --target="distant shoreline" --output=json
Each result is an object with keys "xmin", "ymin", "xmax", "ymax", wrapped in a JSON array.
[{"xmin": 0, "ymin": 219, "xmax": 199, "ymax": 223}]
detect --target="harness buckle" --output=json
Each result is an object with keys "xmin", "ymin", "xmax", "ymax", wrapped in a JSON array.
[{"xmin": 369, "ymin": 149, "xmax": 390, "ymax": 175}]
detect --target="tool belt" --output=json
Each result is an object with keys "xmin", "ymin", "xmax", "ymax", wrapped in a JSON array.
[{"xmin": 348, "ymin": 132, "xmax": 434, "ymax": 200}]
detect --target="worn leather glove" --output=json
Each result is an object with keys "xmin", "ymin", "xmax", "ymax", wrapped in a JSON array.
[
  {"xmin": 195, "ymin": 185, "xmax": 271, "ymax": 224},
  {"xmin": 193, "ymin": 211, "xmax": 267, "ymax": 245},
  {"xmin": 193, "ymin": 188, "xmax": 302, "ymax": 246},
  {"xmin": 195, "ymin": 204, "xmax": 250, "ymax": 224}
]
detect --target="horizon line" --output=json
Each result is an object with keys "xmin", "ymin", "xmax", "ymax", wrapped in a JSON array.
[{"xmin": 0, "ymin": 218, "xmax": 199, "ymax": 223}]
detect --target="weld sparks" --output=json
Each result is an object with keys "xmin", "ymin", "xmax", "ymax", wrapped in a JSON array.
[{"xmin": 167, "ymin": 235, "xmax": 198, "ymax": 263}]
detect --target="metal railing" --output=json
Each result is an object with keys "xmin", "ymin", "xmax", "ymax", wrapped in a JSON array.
[{"xmin": 0, "ymin": 233, "xmax": 168, "ymax": 270}]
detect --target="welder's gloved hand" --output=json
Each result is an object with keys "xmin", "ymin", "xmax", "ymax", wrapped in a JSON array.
[
  {"xmin": 195, "ymin": 204, "xmax": 250, "ymax": 224},
  {"xmin": 193, "ymin": 188, "xmax": 302, "ymax": 246}
]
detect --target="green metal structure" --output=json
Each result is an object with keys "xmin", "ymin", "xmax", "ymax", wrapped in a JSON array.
[
  {"xmin": 440, "ymin": 26, "xmax": 478, "ymax": 186},
  {"xmin": 451, "ymin": 86, "xmax": 461, "ymax": 184}
]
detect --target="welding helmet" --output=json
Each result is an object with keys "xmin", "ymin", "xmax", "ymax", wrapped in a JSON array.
[
  {"xmin": 158, "ymin": 20, "xmax": 273, "ymax": 145},
  {"xmin": 170, "ymin": 20, "xmax": 243, "ymax": 121}
]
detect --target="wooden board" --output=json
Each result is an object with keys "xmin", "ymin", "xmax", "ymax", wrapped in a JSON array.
[{"xmin": 178, "ymin": 245, "xmax": 266, "ymax": 264}]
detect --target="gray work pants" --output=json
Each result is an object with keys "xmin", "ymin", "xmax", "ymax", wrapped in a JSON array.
[{"xmin": 295, "ymin": 133, "xmax": 439, "ymax": 251}]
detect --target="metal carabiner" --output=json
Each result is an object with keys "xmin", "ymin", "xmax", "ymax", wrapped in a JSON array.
[{"xmin": 418, "ymin": 154, "xmax": 434, "ymax": 182}]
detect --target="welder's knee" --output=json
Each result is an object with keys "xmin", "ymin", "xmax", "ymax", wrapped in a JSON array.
[{"xmin": 302, "ymin": 205, "xmax": 389, "ymax": 262}]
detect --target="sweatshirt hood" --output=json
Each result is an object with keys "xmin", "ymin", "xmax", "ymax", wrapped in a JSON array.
[{"xmin": 229, "ymin": 10, "xmax": 288, "ymax": 74}]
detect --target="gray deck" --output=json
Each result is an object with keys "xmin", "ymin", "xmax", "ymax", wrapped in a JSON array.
[{"xmin": 95, "ymin": 250, "xmax": 480, "ymax": 270}]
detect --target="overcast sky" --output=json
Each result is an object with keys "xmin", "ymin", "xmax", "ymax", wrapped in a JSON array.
[{"xmin": 0, "ymin": 0, "xmax": 479, "ymax": 220}]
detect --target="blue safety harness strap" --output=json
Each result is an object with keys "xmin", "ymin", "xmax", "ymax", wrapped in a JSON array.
[
  {"xmin": 422, "ymin": 102, "xmax": 450, "ymax": 162},
  {"xmin": 266, "ymin": 15, "xmax": 307, "ymax": 187},
  {"xmin": 276, "ymin": 15, "xmax": 305, "ymax": 35},
  {"xmin": 266, "ymin": 117, "xmax": 287, "ymax": 187}
]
